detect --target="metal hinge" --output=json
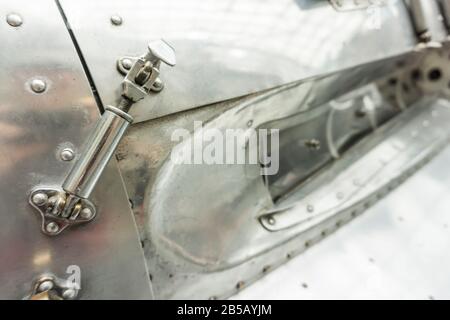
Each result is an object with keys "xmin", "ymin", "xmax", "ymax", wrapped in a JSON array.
[{"xmin": 29, "ymin": 40, "xmax": 176, "ymax": 235}]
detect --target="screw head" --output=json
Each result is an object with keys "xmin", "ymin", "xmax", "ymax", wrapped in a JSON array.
[
  {"xmin": 37, "ymin": 280, "xmax": 54, "ymax": 293},
  {"xmin": 32, "ymin": 193, "xmax": 48, "ymax": 206},
  {"xmin": 60, "ymin": 148, "xmax": 75, "ymax": 161},
  {"xmin": 45, "ymin": 222, "xmax": 59, "ymax": 234},
  {"xmin": 30, "ymin": 79, "xmax": 46, "ymax": 93},
  {"xmin": 121, "ymin": 58, "xmax": 133, "ymax": 70},
  {"xmin": 6, "ymin": 13, "xmax": 22, "ymax": 27},
  {"xmin": 62, "ymin": 288, "xmax": 77, "ymax": 299},
  {"xmin": 80, "ymin": 207, "xmax": 93, "ymax": 220},
  {"xmin": 110, "ymin": 15, "xmax": 122, "ymax": 26}
]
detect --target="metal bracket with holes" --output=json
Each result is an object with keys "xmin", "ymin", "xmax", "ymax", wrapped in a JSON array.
[
  {"xmin": 29, "ymin": 187, "xmax": 96, "ymax": 236},
  {"xmin": 24, "ymin": 273, "xmax": 80, "ymax": 300}
]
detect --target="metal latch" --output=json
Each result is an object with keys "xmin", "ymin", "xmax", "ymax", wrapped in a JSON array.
[{"xmin": 29, "ymin": 40, "xmax": 176, "ymax": 235}]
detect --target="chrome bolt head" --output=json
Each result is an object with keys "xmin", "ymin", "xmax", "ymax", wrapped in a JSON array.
[
  {"xmin": 60, "ymin": 148, "xmax": 75, "ymax": 161},
  {"xmin": 32, "ymin": 193, "xmax": 48, "ymax": 206},
  {"xmin": 80, "ymin": 207, "xmax": 93, "ymax": 220},
  {"xmin": 6, "ymin": 13, "xmax": 22, "ymax": 27},
  {"xmin": 45, "ymin": 222, "xmax": 59, "ymax": 234},
  {"xmin": 110, "ymin": 15, "xmax": 122, "ymax": 26},
  {"xmin": 30, "ymin": 79, "xmax": 46, "ymax": 93},
  {"xmin": 37, "ymin": 280, "xmax": 54, "ymax": 293}
]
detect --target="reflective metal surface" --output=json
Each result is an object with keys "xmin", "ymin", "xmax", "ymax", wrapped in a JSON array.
[
  {"xmin": 146, "ymin": 97, "xmax": 450, "ymax": 299},
  {"xmin": 63, "ymin": 106, "xmax": 131, "ymax": 199},
  {"xmin": 59, "ymin": 0, "xmax": 437, "ymax": 123},
  {"xmin": 0, "ymin": 0, "xmax": 152, "ymax": 299},
  {"xmin": 232, "ymin": 144, "xmax": 450, "ymax": 299}
]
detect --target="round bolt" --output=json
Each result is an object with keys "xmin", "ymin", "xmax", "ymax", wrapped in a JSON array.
[
  {"xmin": 30, "ymin": 79, "xmax": 46, "ymax": 93},
  {"xmin": 45, "ymin": 222, "xmax": 59, "ymax": 234},
  {"xmin": 267, "ymin": 216, "xmax": 276, "ymax": 225},
  {"xmin": 37, "ymin": 280, "xmax": 54, "ymax": 292},
  {"xmin": 62, "ymin": 288, "xmax": 76, "ymax": 300},
  {"xmin": 110, "ymin": 15, "xmax": 122, "ymax": 26},
  {"xmin": 60, "ymin": 148, "xmax": 75, "ymax": 161},
  {"xmin": 121, "ymin": 58, "xmax": 133, "ymax": 70},
  {"xmin": 247, "ymin": 120, "xmax": 253, "ymax": 127},
  {"xmin": 306, "ymin": 205, "xmax": 314, "ymax": 213},
  {"xmin": 6, "ymin": 13, "xmax": 22, "ymax": 27},
  {"xmin": 32, "ymin": 193, "xmax": 48, "ymax": 206},
  {"xmin": 80, "ymin": 207, "xmax": 94, "ymax": 220},
  {"xmin": 151, "ymin": 77, "xmax": 164, "ymax": 92}
]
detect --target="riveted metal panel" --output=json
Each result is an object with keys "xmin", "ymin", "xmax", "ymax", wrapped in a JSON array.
[
  {"xmin": 0, "ymin": 0, "xmax": 152, "ymax": 299},
  {"xmin": 59, "ymin": 0, "xmax": 428, "ymax": 123}
]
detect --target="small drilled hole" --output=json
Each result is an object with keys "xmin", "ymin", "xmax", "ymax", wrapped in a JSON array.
[{"xmin": 428, "ymin": 68, "xmax": 442, "ymax": 81}]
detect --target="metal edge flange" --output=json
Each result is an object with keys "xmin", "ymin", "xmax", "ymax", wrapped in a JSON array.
[
  {"xmin": 329, "ymin": 0, "xmax": 386, "ymax": 12},
  {"xmin": 29, "ymin": 187, "xmax": 96, "ymax": 236}
]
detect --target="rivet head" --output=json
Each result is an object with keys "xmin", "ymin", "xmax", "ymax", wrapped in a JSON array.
[
  {"xmin": 121, "ymin": 58, "xmax": 133, "ymax": 70},
  {"xmin": 32, "ymin": 193, "xmax": 48, "ymax": 206},
  {"xmin": 37, "ymin": 280, "xmax": 54, "ymax": 293},
  {"xmin": 110, "ymin": 15, "xmax": 122, "ymax": 26},
  {"xmin": 62, "ymin": 288, "xmax": 76, "ymax": 299},
  {"xmin": 6, "ymin": 13, "xmax": 22, "ymax": 27},
  {"xmin": 151, "ymin": 77, "xmax": 164, "ymax": 92},
  {"xmin": 236, "ymin": 281, "xmax": 245, "ymax": 290},
  {"xmin": 306, "ymin": 205, "xmax": 314, "ymax": 213},
  {"xmin": 30, "ymin": 79, "xmax": 46, "ymax": 93},
  {"xmin": 80, "ymin": 208, "xmax": 93, "ymax": 219},
  {"xmin": 60, "ymin": 148, "xmax": 75, "ymax": 161},
  {"xmin": 267, "ymin": 216, "xmax": 276, "ymax": 225},
  {"xmin": 45, "ymin": 222, "xmax": 59, "ymax": 234}
]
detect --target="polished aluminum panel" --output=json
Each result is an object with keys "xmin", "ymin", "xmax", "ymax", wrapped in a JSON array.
[
  {"xmin": 232, "ymin": 145, "xmax": 450, "ymax": 299},
  {"xmin": 59, "ymin": 0, "xmax": 432, "ymax": 123},
  {"xmin": 145, "ymin": 97, "xmax": 450, "ymax": 299},
  {"xmin": 0, "ymin": 0, "xmax": 151, "ymax": 299}
]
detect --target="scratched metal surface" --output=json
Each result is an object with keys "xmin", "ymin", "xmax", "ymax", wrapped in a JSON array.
[{"xmin": 231, "ymin": 145, "xmax": 450, "ymax": 300}]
